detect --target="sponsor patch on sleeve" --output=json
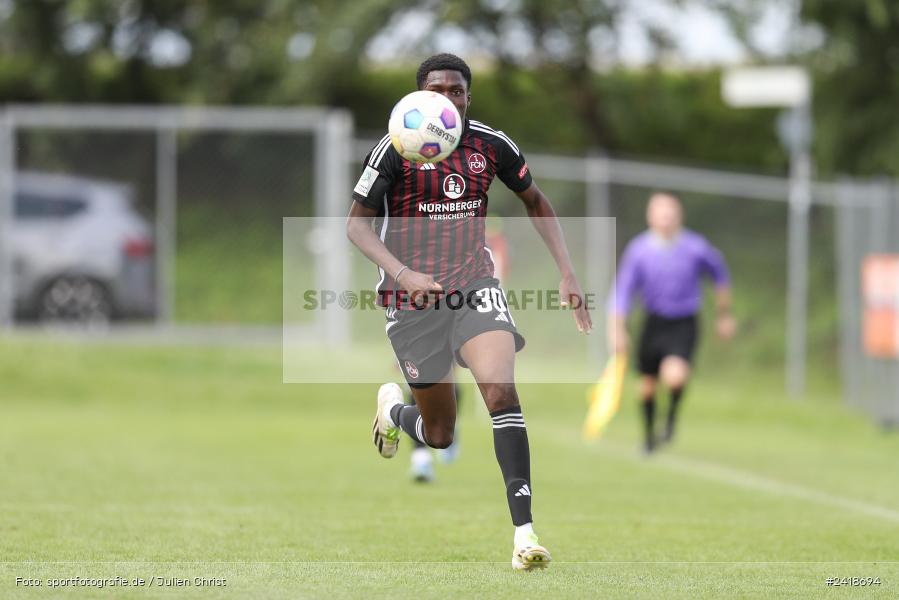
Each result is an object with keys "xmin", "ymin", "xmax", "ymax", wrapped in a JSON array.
[
  {"xmin": 353, "ymin": 165, "xmax": 380, "ymax": 197},
  {"xmin": 518, "ymin": 163, "xmax": 529, "ymax": 179}
]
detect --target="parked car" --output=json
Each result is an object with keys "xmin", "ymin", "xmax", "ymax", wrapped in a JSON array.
[{"xmin": 12, "ymin": 171, "xmax": 156, "ymax": 323}]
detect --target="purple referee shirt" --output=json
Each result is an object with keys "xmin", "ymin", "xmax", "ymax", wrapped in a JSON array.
[{"xmin": 610, "ymin": 229, "xmax": 730, "ymax": 318}]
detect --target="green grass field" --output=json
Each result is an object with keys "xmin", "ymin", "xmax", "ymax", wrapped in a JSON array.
[{"xmin": 1, "ymin": 336, "xmax": 898, "ymax": 599}]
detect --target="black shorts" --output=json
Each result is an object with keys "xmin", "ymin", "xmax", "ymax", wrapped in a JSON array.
[
  {"xmin": 385, "ymin": 277, "xmax": 525, "ymax": 385},
  {"xmin": 637, "ymin": 313, "xmax": 698, "ymax": 376}
]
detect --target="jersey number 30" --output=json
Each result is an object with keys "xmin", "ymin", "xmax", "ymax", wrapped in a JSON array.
[{"xmin": 474, "ymin": 287, "xmax": 508, "ymax": 314}]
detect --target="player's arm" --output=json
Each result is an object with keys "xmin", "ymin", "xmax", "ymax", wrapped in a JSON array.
[
  {"xmin": 609, "ymin": 314, "xmax": 628, "ymax": 354},
  {"xmin": 699, "ymin": 239, "xmax": 736, "ymax": 341},
  {"xmin": 489, "ymin": 129, "xmax": 590, "ymax": 332},
  {"xmin": 346, "ymin": 202, "xmax": 443, "ymax": 296},
  {"xmin": 346, "ymin": 140, "xmax": 443, "ymax": 297},
  {"xmin": 607, "ymin": 241, "xmax": 640, "ymax": 353},
  {"xmin": 346, "ymin": 201, "xmax": 401, "ymax": 283},
  {"xmin": 713, "ymin": 285, "xmax": 735, "ymax": 341},
  {"xmin": 515, "ymin": 182, "xmax": 592, "ymax": 334},
  {"xmin": 715, "ymin": 286, "xmax": 733, "ymax": 314}
]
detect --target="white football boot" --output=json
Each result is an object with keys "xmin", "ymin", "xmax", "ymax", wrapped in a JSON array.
[
  {"xmin": 409, "ymin": 447, "xmax": 434, "ymax": 482},
  {"xmin": 372, "ymin": 383, "xmax": 404, "ymax": 458},
  {"xmin": 512, "ymin": 531, "xmax": 551, "ymax": 571}
]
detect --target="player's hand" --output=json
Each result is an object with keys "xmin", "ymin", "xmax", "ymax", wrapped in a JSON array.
[
  {"xmin": 396, "ymin": 269, "xmax": 443, "ymax": 305},
  {"xmin": 716, "ymin": 313, "xmax": 736, "ymax": 342},
  {"xmin": 559, "ymin": 273, "xmax": 592, "ymax": 334},
  {"xmin": 608, "ymin": 324, "xmax": 629, "ymax": 354}
]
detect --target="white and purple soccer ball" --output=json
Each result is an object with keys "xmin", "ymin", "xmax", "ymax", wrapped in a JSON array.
[{"xmin": 388, "ymin": 91, "xmax": 462, "ymax": 164}]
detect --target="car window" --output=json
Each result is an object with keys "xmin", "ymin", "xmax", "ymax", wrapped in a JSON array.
[{"xmin": 15, "ymin": 193, "xmax": 88, "ymax": 220}]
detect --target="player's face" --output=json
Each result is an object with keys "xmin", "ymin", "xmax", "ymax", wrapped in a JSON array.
[
  {"xmin": 647, "ymin": 195, "xmax": 683, "ymax": 238},
  {"xmin": 422, "ymin": 70, "xmax": 470, "ymax": 121}
]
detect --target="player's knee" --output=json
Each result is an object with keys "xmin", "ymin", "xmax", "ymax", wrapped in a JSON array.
[
  {"xmin": 408, "ymin": 381, "xmax": 436, "ymax": 389},
  {"xmin": 426, "ymin": 427, "xmax": 454, "ymax": 449},
  {"xmin": 662, "ymin": 369, "xmax": 689, "ymax": 389},
  {"xmin": 667, "ymin": 378, "xmax": 688, "ymax": 393},
  {"xmin": 639, "ymin": 378, "xmax": 656, "ymax": 401},
  {"xmin": 660, "ymin": 359, "xmax": 689, "ymax": 388},
  {"xmin": 482, "ymin": 383, "xmax": 518, "ymax": 413}
]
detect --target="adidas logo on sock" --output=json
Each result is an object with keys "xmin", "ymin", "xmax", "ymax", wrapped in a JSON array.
[{"xmin": 514, "ymin": 484, "xmax": 531, "ymax": 497}]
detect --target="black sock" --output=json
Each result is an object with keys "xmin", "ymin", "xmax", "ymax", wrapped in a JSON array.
[
  {"xmin": 404, "ymin": 392, "xmax": 426, "ymax": 449},
  {"xmin": 490, "ymin": 405, "xmax": 532, "ymax": 526},
  {"xmin": 666, "ymin": 388, "xmax": 684, "ymax": 438},
  {"xmin": 389, "ymin": 403, "xmax": 428, "ymax": 446},
  {"xmin": 641, "ymin": 398, "xmax": 656, "ymax": 446}
]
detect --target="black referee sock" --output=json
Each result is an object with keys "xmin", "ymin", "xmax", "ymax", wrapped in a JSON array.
[
  {"xmin": 641, "ymin": 398, "xmax": 656, "ymax": 450},
  {"xmin": 490, "ymin": 405, "xmax": 532, "ymax": 526},
  {"xmin": 389, "ymin": 403, "xmax": 428, "ymax": 446},
  {"xmin": 666, "ymin": 387, "xmax": 684, "ymax": 440}
]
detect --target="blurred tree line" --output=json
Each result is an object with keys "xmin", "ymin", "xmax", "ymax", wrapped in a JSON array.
[
  {"xmin": 801, "ymin": 0, "xmax": 899, "ymax": 176},
  {"xmin": 0, "ymin": 0, "xmax": 895, "ymax": 176}
]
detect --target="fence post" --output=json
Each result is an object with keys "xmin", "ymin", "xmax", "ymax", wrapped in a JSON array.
[
  {"xmin": 871, "ymin": 180, "xmax": 895, "ymax": 426},
  {"xmin": 155, "ymin": 123, "xmax": 178, "ymax": 326},
  {"xmin": 892, "ymin": 181, "xmax": 899, "ymax": 426},
  {"xmin": 315, "ymin": 109, "xmax": 353, "ymax": 345},
  {"xmin": 0, "ymin": 111, "xmax": 14, "ymax": 331},
  {"xmin": 835, "ymin": 178, "xmax": 860, "ymax": 408},
  {"xmin": 786, "ymin": 144, "xmax": 812, "ymax": 397},
  {"xmin": 586, "ymin": 151, "xmax": 611, "ymax": 367},
  {"xmin": 884, "ymin": 179, "xmax": 899, "ymax": 428}
]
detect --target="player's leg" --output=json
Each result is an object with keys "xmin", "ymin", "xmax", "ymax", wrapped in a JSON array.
[
  {"xmin": 459, "ymin": 330, "xmax": 549, "ymax": 570},
  {"xmin": 407, "ymin": 379, "xmax": 464, "ymax": 477},
  {"xmin": 404, "ymin": 389, "xmax": 426, "ymax": 450},
  {"xmin": 406, "ymin": 377, "xmax": 458, "ymax": 448},
  {"xmin": 373, "ymin": 306, "xmax": 457, "ymax": 457},
  {"xmin": 387, "ymin": 371, "xmax": 457, "ymax": 449},
  {"xmin": 659, "ymin": 355, "xmax": 690, "ymax": 443},
  {"xmin": 636, "ymin": 315, "xmax": 663, "ymax": 454},
  {"xmin": 657, "ymin": 316, "xmax": 697, "ymax": 444},
  {"xmin": 639, "ymin": 374, "xmax": 659, "ymax": 453},
  {"xmin": 437, "ymin": 381, "xmax": 464, "ymax": 464},
  {"xmin": 404, "ymin": 388, "xmax": 434, "ymax": 482}
]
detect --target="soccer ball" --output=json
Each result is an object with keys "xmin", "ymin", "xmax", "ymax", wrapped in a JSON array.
[{"xmin": 388, "ymin": 91, "xmax": 462, "ymax": 163}]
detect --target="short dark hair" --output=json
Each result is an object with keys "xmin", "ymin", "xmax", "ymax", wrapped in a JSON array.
[{"xmin": 416, "ymin": 53, "xmax": 472, "ymax": 91}]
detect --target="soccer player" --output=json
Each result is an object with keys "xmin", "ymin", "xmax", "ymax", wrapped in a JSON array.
[
  {"xmin": 609, "ymin": 192, "xmax": 735, "ymax": 453},
  {"xmin": 346, "ymin": 53, "xmax": 592, "ymax": 570}
]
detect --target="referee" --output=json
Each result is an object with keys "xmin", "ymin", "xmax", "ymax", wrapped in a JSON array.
[{"xmin": 609, "ymin": 193, "xmax": 735, "ymax": 453}]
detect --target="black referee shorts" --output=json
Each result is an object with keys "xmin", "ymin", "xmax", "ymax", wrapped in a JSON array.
[
  {"xmin": 637, "ymin": 313, "xmax": 698, "ymax": 376},
  {"xmin": 384, "ymin": 277, "xmax": 525, "ymax": 386}
]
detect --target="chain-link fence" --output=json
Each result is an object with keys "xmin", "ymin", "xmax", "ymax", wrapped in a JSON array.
[
  {"xmin": 835, "ymin": 181, "xmax": 899, "ymax": 427},
  {"xmin": 2, "ymin": 106, "xmax": 897, "ymax": 421},
  {"xmin": 0, "ymin": 105, "xmax": 351, "ymax": 343},
  {"xmin": 376, "ymin": 145, "xmax": 894, "ymax": 418},
  {"xmin": 484, "ymin": 151, "xmax": 838, "ymax": 389}
]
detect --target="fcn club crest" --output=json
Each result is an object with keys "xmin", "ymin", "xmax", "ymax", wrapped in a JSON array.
[
  {"xmin": 468, "ymin": 152, "xmax": 486, "ymax": 174},
  {"xmin": 404, "ymin": 360, "xmax": 419, "ymax": 379}
]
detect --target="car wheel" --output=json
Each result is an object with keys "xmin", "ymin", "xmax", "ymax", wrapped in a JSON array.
[{"xmin": 39, "ymin": 276, "xmax": 113, "ymax": 325}]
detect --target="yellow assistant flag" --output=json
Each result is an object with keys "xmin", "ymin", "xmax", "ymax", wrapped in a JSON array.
[{"xmin": 583, "ymin": 353, "xmax": 628, "ymax": 440}]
